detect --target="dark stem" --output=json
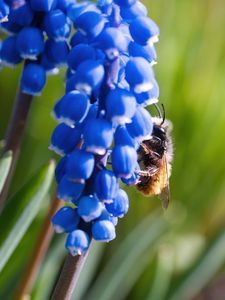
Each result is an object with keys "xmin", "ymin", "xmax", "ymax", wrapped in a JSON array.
[
  {"xmin": 14, "ymin": 194, "xmax": 62, "ymax": 300},
  {"xmin": 0, "ymin": 87, "xmax": 33, "ymax": 210},
  {"xmin": 50, "ymin": 251, "xmax": 89, "ymax": 300}
]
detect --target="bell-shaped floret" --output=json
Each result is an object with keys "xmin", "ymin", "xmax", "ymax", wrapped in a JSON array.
[
  {"xmin": 16, "ymin": 27, "xmax": 44, "ymax": 60},
  {"xmin": 92, "ymin": 220, "xmax": 116, "ymax": 242},
  {"xmin": 115, "ymin": 0, "xmax": 137, "ymax": 8},
  {"xmin": 55, "ymin": 156, "xmax": 67, "ymax": 184},
  {"xmin": 9, "ymin": 2, "xmax": 34, "ymax": 26},
  {"xmin": 30, "ymin": 0, "xmax": 57, "ymax": 12},
  {"xmin": 53, "ymin": 91, "xmax": 90, "ymax": 127},
  {"xmin": 66, "ymin": 229, "xmax": 90, "ymax": 255},
  {"xmin": 121, "ymin": 163, "xmax": 140, "ymax": 185},
  {"xmin": 120, "ymin": 1, "xmax": 147, "ymax": 22},
  {"xmin": 0, "ymin": 36, "xmax": 22, "ymax": 66},
  {"xmin": 49, "ymin": 123, "xmax": 82, "ymax": 156},
  {"xmin": 135, "ymin": 78, "xmax": 159, "ymax": 106},
  {"xmin": 67, "ymin": 44, "xmax": 96, "ymax": 71},
  {"xmin": 1, "ymin": 18, "xmax": 22, "ymax": 34},
  {"xmin": 52, "ymin": 207, "xmax": 80, "ymax": 233},
  {"xmin": 74, "ymin": 11, "xmax": 105, "ymax": 39},
  {"xmin": 112, "ymin": 145, "xmax": 137, "ymax": 178},
  {"xmin": 128, "ymin": 41, "xmax": 157, "ymax": 65},
  {"xmin": 125, "ymin": 57, "xmax": 154, "ymax": 93},
  {"xmin": 78, "ymin": 195, "xmax": 103, "ymax": 222},
  {"xmin": 97, "ymin": 209, "xmax": 118, "ymax": 226},
  {"xmin": 67, "ymin": 1, "xmax": 99, "ymax": 23},
  {"xmin": 20, "ymin": 63, "xmax": 46, "ymax": 95},
  {"xmin": 98, "ymin": 27, "xmax": 127, "ymax": 60},
  {"xmin": 106, "ymin": 88, "xmax": 136, "ymax": 125},
  {"xmin": 45, "ymin": 39, "xmax": 69, "ymax": 66},
  {"xmin": 58, "ymin": 175, "xmax": 85, "ymax": 202},
  {"xmin": 83, "ymin": 118, "xmax": 113, "ymax": 155},
  {"xmin": 70, "ymin": 31, "xmax": 88, "ymax": 47},
  {"xmin": 114, "ymin": 125, "xmax": 135, "ymax": 147},
  {"xmin": 43, "ymin": 9, "xmax": 71, "ymax": 41},
  {"xmin": 95, "ymin": 170, "xmax": 118, "ymax": 202},
  {"xmin": 129, "ymin": 16, "xmax": 159, "ymax": 45},
  {"xmin": 106, "ymin": 189, "xmax": 129, "ymax": 217},
  {"xmin": 40, "ymin": 53, "xmax": 59, "ymax": 74},
  {"xmin": 126, "ymin": 106, "xmax": 153, "ymax": 141},
  {"xmin": 0, "ymin": 0, "xmax": 9, "ymax": 23},
  {"xmin": 66, "ymin": 149, "xmax": 95, "ymax": 181}
]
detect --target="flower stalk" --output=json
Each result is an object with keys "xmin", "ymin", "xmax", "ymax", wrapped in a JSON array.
[{"xmin": 0, "ymin": 85, "xmax": 33, "ymax": 210}]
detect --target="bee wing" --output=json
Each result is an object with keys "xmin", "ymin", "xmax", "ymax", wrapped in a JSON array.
[{"xmin": 159, "ymin": 154, "xmax": 171, "ymax": 209}]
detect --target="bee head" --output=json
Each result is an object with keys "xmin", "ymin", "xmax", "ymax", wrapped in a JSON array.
[{"xmin": 152, "ymin": 124, "xmax": 166, "ymax": 140}]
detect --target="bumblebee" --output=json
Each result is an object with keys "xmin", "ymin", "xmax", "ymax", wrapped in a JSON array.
[{"xmin": 136, "ymin": 106, "xmax": 173, "ymax": 209}]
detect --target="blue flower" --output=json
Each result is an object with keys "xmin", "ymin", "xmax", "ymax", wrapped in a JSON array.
[
  {"xmin": 66, "ymin": 230, "xmax": 90, "ymax": 256},
  {"xmin": 0, "ymin": 0, "xmax": 8, "ymax": 22},
  {"xmin": 43, "ymin": 9, "xmax": 71, "ymax": 41},
  {"xmin": 83, "ymin": 118, "xmax": 113, "ymax": 155},
  {"xmin": 49, "ymin": 123, "xmax": 82, "ymax": 156},
  {"xmin": 129, "ymin": 16, "xmax": 160, "ymax": 45},
  {"xmin": 52, "ymin": 207, "xmax": 80, "ymax": 233},
  {"xmin": 53, "ymin": 91, "xmax": 90, "ymax": 127},
  {"xmin": 112, "ymin": 145, "xmax": 137, "ymax": 178},
  {"xmin": 0, "ymin": 36, "xmax": 22, "ymax": 66},
  {"xmin": 20, "ymin": 63, "xmax": 46, "ymax": 95},
  {"xmin": 95, "ymin": 169, "xmax": 118, "ymax": 202},
  {"xmin": 16, "ymin": 27, "xmax": 44, "ymax": 60},
  {"xmin": 92, "ymin": 220, "xmax": 116, "ymax": 242},
  {"xmin": 105, "ymin": 189, "xmax": 129, "ymax": 217},
  {"xmin": 9, "ymin": 2, "xmax": 34, "ymax": 26},
  {"xmin": 78, "ymin": 195, "xmax": 103, "ymax": 222},
  {"xmin": 67, "ymin": 44, "xmax": 96, "ymax": 71},
  {"xmin": 106, "ymin": 87, "xmax": 136, "ymax": 124},
  {"xmin": 58, "ymin": 175, "xmax": 85, "ymax": 203},
  {"xmin": 66, "ymin": 149, "xmax": 95, "ymax": 181}
]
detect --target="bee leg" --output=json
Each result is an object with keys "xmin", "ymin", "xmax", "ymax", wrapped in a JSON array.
[
  {"xmin": 135, "ymin": 166, "xmax": 159, "ymax": 177},
  {"xmin": 140, "ymin": 143, "xmax": 150, "ymax": 154}
]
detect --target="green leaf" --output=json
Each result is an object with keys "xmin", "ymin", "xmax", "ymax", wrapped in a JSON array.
[
  {"xmin": 0, "ymin": 160, "xmax": 55, "ymax": 272},
  {"xmin": 168, "ymin": 228, "xmax": 225, "ymax": 300},
  {"xmin": 86, "ymin": 212, "xmax": 168, "ymax": 300},
  {"xmin": 0, "ymin": 150, "xmax": 12, "ymax": 194}
]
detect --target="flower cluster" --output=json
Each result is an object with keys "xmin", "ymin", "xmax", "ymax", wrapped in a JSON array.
[
  {"xmin": 50, "ymin": 0, "xmax": 160, "ymax": 256},
  {"xmin": 0, "ymin": 0, "xmax": 75, "ymax": 95}
]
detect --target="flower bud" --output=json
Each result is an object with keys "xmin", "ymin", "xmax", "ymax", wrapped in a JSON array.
[
  {"xmin": 20, "ymin": 63, "xmax": 46, "ymax": 95},
  {"xmin": 49, "ymin": 123, "xmax": 82, "ymax": 156},
  {"xmin": 16, "ymin": 27, "xmax": 44, "ymax": 60},
  {"xmin": 92, "ymin": 220, "xmax": 116, "ymax": 242},
  {"xmin": 78, "ymin": 195, "xmax": 103, "ymax": 222},
  {"xmin": 106, "ymin": 88, "xmax": 136, "ymax": 124},
  {"xmin": 45, "ymin": 39, "xmax": 69, "ymax": 66},
  {"xmin": 9, "ymin": 2, "xmax": 34, "ymax": 26},
  {"xmin": 58, "ymin": 175, "xmax": 85, "ymax": 203},
  {"xmin": 112, "ymin": 145, "xmax": 137, "ymax": 178},
  {"xmin": 120, "ymin": 1, "xmax": 147, "ymax": 22},
  {"xmin": 0, "ymin": 36, "xmax": 22, "ymax": 66},
  {"xmin": 129, "ymin": 16, "xmax": 159, "ymax": 45},
  {"xmin": 52, "ymin": 207, "xmax": 80, "ymax": 233},
  {"xmin": 66, "ymin": 230, "xmax": 90, "ymax": 255},
  {"xmin": 66, "ymin": 149, "xmax": 95, "ymax": 181},
  {"xmin": 126, "ymin": 106, "xmax": 153, "ymax": 141},
  {"xmin": 106, "ymin": 189, "xmax": 129, "ymax": 217},
  {"xmin": 83, "ymin": 118, "xmax": 113, "ymax": 155},
  {"xmin": 67, "ymin": 44, "xmax": 96, "ymax": 71},
  {"xmin": 95, "ymin": 170, "xmax": 118, "ymax": 202},
  {"xmin": 30, "ymin": 0, "xmax": 57, "ymax": 12}
]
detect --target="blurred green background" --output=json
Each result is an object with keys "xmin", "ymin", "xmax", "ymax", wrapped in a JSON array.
[{"xmin": 1, "ymin": 0, "xmax": 225, "ymax": 299}]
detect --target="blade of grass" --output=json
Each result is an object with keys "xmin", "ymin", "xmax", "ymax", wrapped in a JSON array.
[
  {"xmin": 86, "ymin": 212, "xmax": 168, "ymax": 300},
  {"xmin": 0, "ymin": 160, "xmax": 55, "ymax": 272},
  {"xmin": 0, "ymin": 151, "xmax": 12, "ymax": 194}
]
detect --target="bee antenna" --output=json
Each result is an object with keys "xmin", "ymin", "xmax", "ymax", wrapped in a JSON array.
[{"xmin": 161, "ymin": 103, "xmax": 166, "ymax": 124}]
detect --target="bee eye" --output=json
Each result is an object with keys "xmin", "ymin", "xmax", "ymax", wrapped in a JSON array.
[{"xmin": 152, "ymin": 125, "xmax": 165, "ymax": 139}]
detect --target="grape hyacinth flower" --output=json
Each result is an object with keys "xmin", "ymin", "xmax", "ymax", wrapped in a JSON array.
[
  {"xmin": 50, "ymin": 0, "xmax": 160, "ymax": 256},
  {"xmin": 0, "ymin": 0, "xmax": 73, "ymax": 94}
]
